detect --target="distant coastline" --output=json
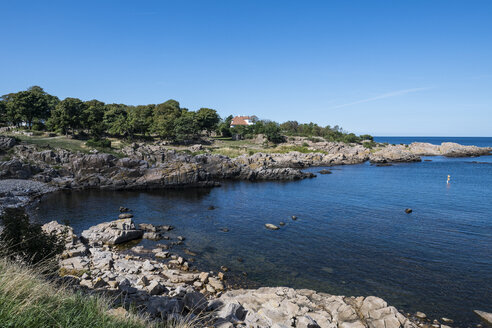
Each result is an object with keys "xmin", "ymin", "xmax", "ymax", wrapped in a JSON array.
[{"xmin": 374, "ymin": 136, "xmax": 492, "ymax": 147}]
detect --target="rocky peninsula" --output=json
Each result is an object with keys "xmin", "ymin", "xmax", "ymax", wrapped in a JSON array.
[{"xmin": 1, "ymin": 136, "xmax": 490, "ymax": 197}]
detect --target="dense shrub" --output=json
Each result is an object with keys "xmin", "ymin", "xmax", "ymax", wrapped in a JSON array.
[
  {"xmin": 0, "ymin": 208, "xmax": 65, "ymax": 265},
  {"xmin": 86, "ymin": 138, "xmax": 111, "ymax": 148}
]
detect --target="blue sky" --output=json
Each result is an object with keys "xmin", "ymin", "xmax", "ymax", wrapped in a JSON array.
[{"xmin": 1, "ymin": 0, "xmax": 491, "ymax": 136}]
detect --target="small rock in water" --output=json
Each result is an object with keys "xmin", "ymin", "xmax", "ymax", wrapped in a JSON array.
[
  {"xmin": 119, "ymin": 207, "xmax": 131, "ymax": 213},
  {"xmin": 319, "ymin": 169, "xmax": 332, "ymax": 174},
  {"xmin": 415, "ymin": 311, "xmax": 427, "ymax": 319},
  {"xmin": 177, "ymin": 236, "xmax": 185, "ymax": 241},
  {"xmin": 143, "ymin": 232, "xmax": 162, "ymax": 240},
  {"xmin": 291, "ymin": 216, "xmax": 297, "ymax": 220},
  {"xmin": 218, "ymin": 272, "xmax": 225, "ymax": 280},
  {"xmin": 184, "ymin": 249, "xmax": 197, "ymax": 256},
  {"xmin": 279, "ymin": 221, "xmax": 286, "ymax": 226},
  {"xmin": 158, "ymin": 225, "xmax": 173, "ymax": 231},
  {"xmin": 220, "ymin": 228, "xmax": 229, "ymax": 232},
  {"xmin": 236, "ymin": 257, "xmax": 244, "ymax": 263},
  {"xmin": 220, "ymin": 266, "xmax": 229, "ymax": 272},
  {"xmin": 265, "ymin": 223, "xmax": 279, "ymax": 230},
  {"xmin": 405, "ymin": 208, "xmax": 413, "ymax": 214},
  {"xmin": 441, "ymin": 318, "xmax": 453, "ymax": 324},
  {"xmin": 118, "ymin": 213, "xmax": 133, "ymax": 219},
  {"xmin": 208, "ymin": 205, "xmax": 216, "ymax": 210}
]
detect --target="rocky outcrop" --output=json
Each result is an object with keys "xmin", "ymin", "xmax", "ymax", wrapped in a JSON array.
[
  {"xmin": 369, "ymin": 145, "xmax": 422, "ymax": 164},
  {"xmin": 437, "ymin": 142, "xmax": 491, "ymax": 157},
  {"xmin": 474, "ymin": 310, "xmax": 492, "ymax": 326},
  {"xmin": 0, "ymin": 179, "xmax": 57, "ymax": 214},
  {"xmin": 1, "ymin": 139, "xmax": 490, "ymax": 193},
  {"xmin": 46, "ymin": 220, "xmax": 421, "ymax": 328},
  {"xmin": 216, "ymin": 288, "xmax": 417, "ymax": 328},
  {"xmin": 81, "ymin": 218, "xmax": 143, "ymax": 245},
  {"xmin": 0, "ymin": 136, "xmax": 16, "ymax": 151},
  {"xmin": 7, "ymin": 144, "xmax": 314, "ymax": 190}
]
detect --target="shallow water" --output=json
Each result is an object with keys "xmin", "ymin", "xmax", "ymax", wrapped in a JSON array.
[{"xmin": 32, "ymin": 153, "xmax": 492, "ymax": 325}]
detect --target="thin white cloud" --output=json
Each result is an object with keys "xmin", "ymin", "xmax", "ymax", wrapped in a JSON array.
[{"xmin": 330, "ymin": 87, "xmax": 432, "ymax": 109}]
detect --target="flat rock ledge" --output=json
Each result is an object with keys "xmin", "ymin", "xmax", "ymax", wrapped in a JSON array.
[
  {"xmin": 42, "ymin": 219, "xmax": 426, "ymax": 328},
  {"xmin": 0, "ymin": 179, "xmax": 57, "ymax": 214}
]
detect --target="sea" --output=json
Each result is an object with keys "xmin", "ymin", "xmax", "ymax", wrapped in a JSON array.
[{"xmin": 31, "ymin": 137, "xmax": 492, "ymax": 325}]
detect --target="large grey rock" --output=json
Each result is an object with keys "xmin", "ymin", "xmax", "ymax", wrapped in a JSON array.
[
  {"xmin": 183, "ymin": 291, "xmax": 208, "ymax": 312},
  {"xmin": 0, "ymin": 136, "xmax": 16, "ymax": 151},
  {"xmin": 474, "ymin": 310, "xmax": 492, "ymax": 325},
  {"xmin": 81, "ymin": 219, "xmax": 143, "ymax": 245}
]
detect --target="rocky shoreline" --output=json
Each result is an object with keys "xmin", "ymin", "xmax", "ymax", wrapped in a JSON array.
[
  {"xmin": 1, "ymin": 136, "xmax": 491, "ymax": 195},
  {"xmin": 42, "ymin": 217, "xmax": 440, "ymax": 328}
]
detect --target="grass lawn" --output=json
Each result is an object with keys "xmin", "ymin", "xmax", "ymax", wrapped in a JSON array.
[{"xmin": 7, "ymin": 133, "xmax": 126, "ymax": 157}]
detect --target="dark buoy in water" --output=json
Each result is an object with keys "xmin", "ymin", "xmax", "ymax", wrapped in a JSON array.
[{"xmin": 405, "ymin": 208, "xmax": 413, "ymax": 214}]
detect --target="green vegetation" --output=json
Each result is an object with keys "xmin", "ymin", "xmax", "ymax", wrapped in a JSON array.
[
  {"xmin": 1, "ymin": 86, "xmax": 372, "ymax": 146},
  {"xmin": 0, "ymin": 257, "xmax": 155, "ymax": 328},
  {"xmin": 0, "ymin": 208, "xmax": 195, "ymax": 328},
  {"xmin": 0, "ymin": 208, "xmax": 65, "ymax": 266}
]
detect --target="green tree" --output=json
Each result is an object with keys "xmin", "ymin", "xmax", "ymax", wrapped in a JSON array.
[
  {"xmin": 103, "ymin": 104, "xmax": 130, "ymax": 137},
  {"xmin": 217, "ymin": 115, "xmax": 233, "ymax": 137},
  {"xmin": 151, "ymin": 100, "xmax": 182, "ymax": 140},
  {"xmin": 47, "ymin": 98, "xmax": 86, "ymax": 136},
  {"xmin": 127, "ymin": 105, "xmax": 153, "ymax": 137},
  {"xmin": 0, "ymin": 100, "xmax": 6, "ymax": 125},
  {"xmin": 6, "ymin": 86, "xmax": 57, "ymax": 129},
  {"xmin": 261, "ymin": 121, "xmax": 284, "ymax": 143},
  {"xmin": 196, "ymin": 107, "xmax": 220, "ymax": 134},
  {"xmin": 82, "ymin": 100, "xmax": 106, "ymax": 138},
  {"xmin": 280, "ymin": 121, "xmax": 299, "ymax": 135},
  {"xmin": 173, "ymin": 111, "xmax": 200, "ymax": 143}
]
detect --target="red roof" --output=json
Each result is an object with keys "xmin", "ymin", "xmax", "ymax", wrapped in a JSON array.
[{"xmin": 231, "ymin": 116, "xmax": 254, "ymax": 126}]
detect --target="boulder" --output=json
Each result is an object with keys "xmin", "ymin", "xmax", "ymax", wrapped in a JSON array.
[
  {"xmin": 183, "ymin": 291, "xmax": 208, "ymax": 312},
  {"xmin": 474, "ymin": 310, "xmax": 492, "ymax": 325},
  {"xmin": 265, "ymin": 223, "xmax": 280, "ymax": 230},
  {"xmin": 81, "ymin": 219, "xmax": 143, "ymax": 245},
  {"xmin": 118, "ymin": 213, "xmax": 133, "ymax": 219},
  {"xmin": 143, "ymin": 231, "xmax": 162, "ymax": 240},
  {"xmin": 0, "ymin": 136, "xmax": 16, "ymax": 151},
  {"xmin": 146, "ymin": 280, "xmax": 165, "ymax": 295}
]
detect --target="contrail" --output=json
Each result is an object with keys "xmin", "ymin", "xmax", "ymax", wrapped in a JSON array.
[{"xmin": 330, "ymin": 87, "xmax": 432, "ymax": 109}]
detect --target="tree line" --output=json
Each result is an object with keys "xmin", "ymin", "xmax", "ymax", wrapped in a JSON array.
[{"xmin": 0, "ymin": 86, "xmax": 372, "ymax": 145}]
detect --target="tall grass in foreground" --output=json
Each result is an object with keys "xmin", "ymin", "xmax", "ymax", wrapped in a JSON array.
[
  {"xmin": 0, "ymin": 257, "xmax": 146, "ymax": 327},
  {"xmin": 0, "ymin": 258, "xmax": 201, "ymax": 328}
]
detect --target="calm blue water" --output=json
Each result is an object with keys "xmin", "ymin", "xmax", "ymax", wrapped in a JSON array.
[
  {"xmin": 374, "ymin": 136, "xmax": 492, "ymax": 147},
  {"xmin": 32, "ymin": 141, "xmax": 492, "ymax": 325}
]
